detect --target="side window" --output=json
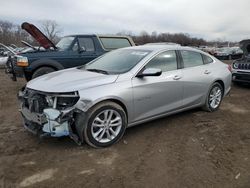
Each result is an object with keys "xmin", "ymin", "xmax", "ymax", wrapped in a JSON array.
[
  {"xmin": 181, "ymin": 51, "xmax": 203, "ymax": 68},
  {"xmin": 145, "ymin": 51, "xmax": 177, "ymax": 72},
  {"xmin": 72, "ymin": 41, "xmax": 78, "ymax": 51},
  {"xmin": 78, "ymin": 37, "xmax": 95, "ymax": 52},
  {"xmin": 203, "ymin": 54, "xmax": 214, "ymax": 64},
  {"xmin": 99, "ymin": 37, "xmax": 131, "ymax": 49}
]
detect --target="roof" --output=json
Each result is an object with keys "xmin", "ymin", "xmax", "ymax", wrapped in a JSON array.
[
  {"xmin": 123, "ymin": 44, "xmax": 202, "ymax": 53},
  {"xmin": 65, "ymin": 34, "xmax": 132, "ymax": 38}
]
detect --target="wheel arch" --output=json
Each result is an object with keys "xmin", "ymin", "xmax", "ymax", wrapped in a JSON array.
[
  {"xmin": 85, "ymin": 98, "xmax": 129, "ymax": 121},
  {"xmin": 30, "ymin": 58, "xmax": 64, "ymax": 74},
  {"xmin": 214, "ymin": 79, "xmax": 225, "ymax": 96}
]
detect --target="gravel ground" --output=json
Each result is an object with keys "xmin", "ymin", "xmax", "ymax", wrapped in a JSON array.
[{"xmin": 0, "ymin": 64, "xmax": 250, "ymax": 188}]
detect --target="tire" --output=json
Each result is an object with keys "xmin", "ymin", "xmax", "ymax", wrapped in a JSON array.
[
  {"xmin": 202, "ymin": 82, "xmax": 223, "ymax": 112},
  {"xmin": 32, "ymin": 67, "xmax": 55, "ymax": 79},
  {"xmin": 75, "ymin": 102, "xmax": 127, "ymax": 148},
  {"xmin": 232, "ymin": 81, "xmax": 242, "ymax": 86},
  {"xmin": 24, "ymin": 72, "xmax": 32, "ymax": 81}
]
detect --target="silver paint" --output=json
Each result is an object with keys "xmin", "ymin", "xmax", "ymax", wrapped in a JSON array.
[{"xmin": 25, "ymin": 45, "xmax": 232, "ymax": 128}]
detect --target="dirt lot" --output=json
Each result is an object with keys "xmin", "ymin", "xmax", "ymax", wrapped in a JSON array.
[{"xmin": 0, "ymin": 65, "xmax": 250, "ymax": 188}]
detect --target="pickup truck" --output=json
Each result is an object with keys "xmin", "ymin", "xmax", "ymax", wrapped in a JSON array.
[{"xmin": 6, "ymin": 22, "xmax": 135, "ymax": 81}]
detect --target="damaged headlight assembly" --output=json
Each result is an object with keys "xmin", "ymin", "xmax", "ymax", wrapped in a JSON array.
[{"xmin": 18, "ymin": 88, "xmax": 84, "ymax": 144}]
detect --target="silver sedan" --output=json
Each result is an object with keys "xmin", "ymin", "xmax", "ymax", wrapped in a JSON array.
[{"xmin": 19, "ymin": 45, "xmax": 232, "ymax": 148}]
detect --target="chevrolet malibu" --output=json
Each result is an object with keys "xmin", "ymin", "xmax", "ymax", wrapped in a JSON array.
[{"xmin": 19, "ymin": 45, "xmax": 232, "ymax": 148}]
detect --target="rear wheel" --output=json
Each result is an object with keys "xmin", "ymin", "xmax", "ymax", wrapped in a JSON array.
[
  {"xmin": 203, "ymin": 82, "xmax": 223, "ymax": 112},
  {"xmin": 32, "ymin": 67, "xmax": 55, "ymax": 79}
]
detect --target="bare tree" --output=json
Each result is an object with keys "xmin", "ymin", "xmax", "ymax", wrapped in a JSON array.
[
  {"xmin": 0, "ymin": 20, "xmax": 14, "ymax": 44},
  {"xmin": 0, "ymin": 20, "xmax": 31, "ymax": 46},
  {"xmin": 0, "ymin": 19, "xmax": 235, "ymax": 48},
  {"xmin": 40, "ymin": 20, "xmax": 62, "ymax": 43},
  {"xmin": 132, "ymin": 32, "xmax": 207, "ymax": 46}
]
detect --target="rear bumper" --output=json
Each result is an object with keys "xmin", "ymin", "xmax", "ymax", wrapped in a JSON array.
[{"xmin": 232, "ymin": 72, "xmax": 250, "ymax": 83}]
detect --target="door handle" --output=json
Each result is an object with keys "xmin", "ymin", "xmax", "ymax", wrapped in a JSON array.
[
  {"xmin": 204, "ymin": 70, "xmax": 211, "ymax": 74},
  {"xmin": 173, "ymin": 75, "xmax": 182, "ymax": 80}
]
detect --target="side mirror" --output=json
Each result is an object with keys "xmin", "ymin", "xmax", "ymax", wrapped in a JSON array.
[
  {"xmin": 78, "ymin": 46, "xmax": 86, "ymax": 53},
  {"xmin": 137, "ymin": 68, "xmax": 162, "ymax": 77}
]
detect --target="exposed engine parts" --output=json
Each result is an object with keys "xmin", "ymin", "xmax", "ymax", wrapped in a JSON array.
[{"xmin": 19, "ymin": 88, "xmax": 81, "ymax": 144}]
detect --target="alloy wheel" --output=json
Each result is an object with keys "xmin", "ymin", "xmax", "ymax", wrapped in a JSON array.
[
  {"xmin": 209, "ymin": 86, "xmax": 222, "ymax": 109},
  {"xmin": 91, "ymin": 109, "xmax": 122, "ymax": 143}
]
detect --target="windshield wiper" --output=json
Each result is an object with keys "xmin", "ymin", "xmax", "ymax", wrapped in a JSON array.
[{"xmin": 86, "ymin": 68, "xmax": 109, "ymax": 75}]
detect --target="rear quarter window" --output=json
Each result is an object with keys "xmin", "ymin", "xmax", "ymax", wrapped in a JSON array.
[
  {"xmin": 203, "ymin": 54, "xmax": 214, "ymax": 64},
  {"xmin": 99, "ymin": 37, "xmax": 131, "ymax": 50}
]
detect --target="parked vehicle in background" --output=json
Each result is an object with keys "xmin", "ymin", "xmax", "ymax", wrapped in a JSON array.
[
  {"xmin": 199, "ymin": 46, "xmax": 216, "ymax": 56},
  {"xmin": 231, "ymin": 40, "xmax": 250, "ymax": 84},
  {"xmin": 18, "ymin": 45, "xmax": 231, "ymax": 148},
  {"xmin": 214, "ymin": 47, "xmax": 232, "ymax": 60},
  {"xmin": 0, "ymin": 56, "xmax": 8, "ymax": 66},
  {"xmin": 230, "ymin": 47, "xmax": 243, "ymax": 60},
  {"xmin": 214, "ymin": 47, "xmax": 243, "ymax": 60},
  {"xmin": 5, "ymin": 22, "xmax": 135, "ymax": 81},
  {"xmin": 0, "ymin": 43, "xmax": 16, "ymax": 66}
]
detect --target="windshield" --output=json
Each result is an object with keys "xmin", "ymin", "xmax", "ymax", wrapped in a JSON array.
[
  {"xmin": 56, "ymin": 37, "xmax": 74, "ymax": 50},
  {"xmin": 84, "ymin": 49, "xmax": 151, "ymax": 74}
]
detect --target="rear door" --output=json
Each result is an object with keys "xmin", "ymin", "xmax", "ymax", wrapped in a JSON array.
[
  {"xmin": 132, "ymin": 50, "xmax": 183, "ymax": 122},
  {"xmin": 179, "ymin": 50, "xmax": 214, "ymax": 107}
]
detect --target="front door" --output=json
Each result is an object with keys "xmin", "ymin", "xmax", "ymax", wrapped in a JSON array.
[
  {"xmin": 66, "ymin": 37, "xmax": 98, "ymax": 67},
  {"xmin": 132, "ymin": 50, "xmax": 183, "ymax": 122}
]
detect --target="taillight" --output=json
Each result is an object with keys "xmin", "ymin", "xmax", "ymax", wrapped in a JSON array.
[{"xmin": 228, "ymin": 64, "xmax": 232, "ymax": 72}]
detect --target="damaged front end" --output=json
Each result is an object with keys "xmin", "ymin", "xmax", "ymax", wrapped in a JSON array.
[{"xmin": 18, "ymin": 87, "xmax": 83, "ymax": 144}]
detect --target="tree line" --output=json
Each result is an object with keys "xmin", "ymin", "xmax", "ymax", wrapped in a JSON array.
[
  {"xmin": 0, "ymin": 19, "xmax": 236, "ymax": 48},
  {"xmin": 129, "ymin": 31, "xmax": 207, "ymax": 46}
]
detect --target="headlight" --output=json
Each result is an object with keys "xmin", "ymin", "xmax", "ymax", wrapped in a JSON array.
[
  {"xmin": 233, "ymin": 63, "xmax": 238, "ymax": 69},
  {"xmin": 45, "ymin": 92, "xmax": 80, "ymax": 110},
  {"xmin": 57, "ymin": 97, "xmax": 79, "ymax": 109},
  {"xmin": 16, "ymin": 56, "xmax": 29, "ymax": 67}
]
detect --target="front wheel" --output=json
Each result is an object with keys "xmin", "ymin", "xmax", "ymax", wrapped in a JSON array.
[
  {"xmin": 80, "ymin": 102, "xmax": 127, "ymax": 148},
  {"xmin": 32, "ymin": 67, "xmax": 55, "ymax": 79},
  {"xmin": 203, "ymin": 82, "xmax": 223, "ymax": 112}
]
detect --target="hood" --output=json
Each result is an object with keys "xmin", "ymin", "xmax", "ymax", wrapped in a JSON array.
[
  {"xmin": 239, "ymin": 39, "xmax": 250, "ymax": 56},
  {"xmin": 21, "ymin": 22, "xmax": 57, "ymax": 50},
  {"xmin": 26, "ymin": 68, "xmax": 119, "ymax": 93}
]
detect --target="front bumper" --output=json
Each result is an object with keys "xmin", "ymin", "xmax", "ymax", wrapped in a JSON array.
[
  {"xmin": 20, "ymin": 106, "xmax": 70, "ymax": 136},
  {"xmin": 18, "ymin": 87, "xmax": 90, "ymax": 144},
  {"xmin": 232, "ymin": 72, "xmax": 250, "ymax": 83},
  {"xmin": 5, "ymin": 57, "xmax": 25, "ymax": 81},
  {"xmin": 20, "ymin": 105, "xmax": 82, "ymax": 145}
]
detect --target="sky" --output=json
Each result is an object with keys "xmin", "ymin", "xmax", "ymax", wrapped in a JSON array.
[{"xmin": 1, "ymin": 0, "xmax": 250, "ymax": 41}]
